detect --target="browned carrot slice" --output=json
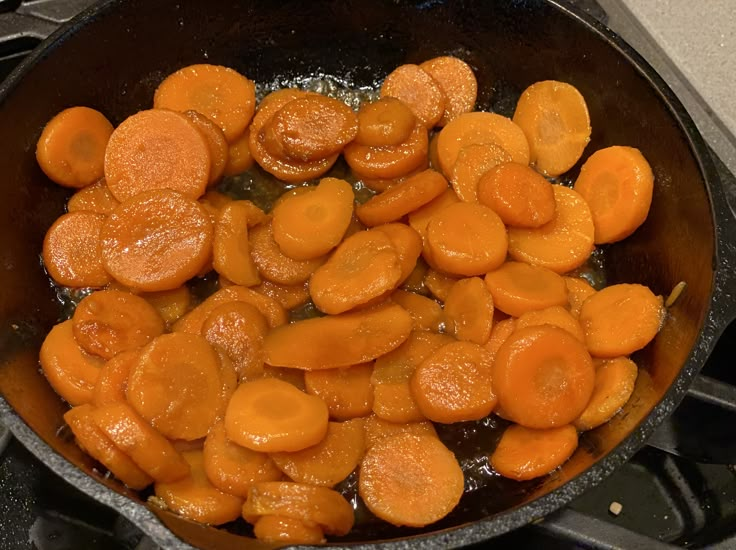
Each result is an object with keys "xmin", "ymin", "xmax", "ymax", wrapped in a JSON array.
[
  {"xmin": 484, "ymin": 261, "xmax": 568, "ymax": 317},
  {"xmin": 371, "ymin": 223, "xmax": 423, "ymax": 285},
  {"xmin": 223, "ymin": 128, "xmax": 254, "ymax": 176},
  {"xmin": 483, "ymin": 317, "xmax": 517, "ymax": 363},
  {"xmin": 443, "ymin": 277, "xmax": 494, "ymax": 344},
  {"xmin": 574, "ymin": 357, "xmax": 638, "ymax": 431},
  {"xmin": 251, "ymin": 280, "xmax": 310, "ymax": 311},
  {"xmin": 423, "ymin": 268, "xmax": 460, "ymax": 302},
  {"xmin": 92, "ymin": 349, "xmax": 139, "ymax": 407},
  {"xmin": 451, "ymin": 143, "xmax": 512, "ymax": 202},
  {"xmin": 515, "ymin": 305, "xmax": 585, "ymax": 342},
  {"xmin": 344, "ymin": 122, "xmax": 428, "ymax": 180},
  {"xmin": 390, "ymin": 290, "xmax": 443, "ymax": 332},
  {"xmin": 184, "ymin": 110, "xmax": 229, "ymax": 185},
  {"xmin": 213, "ymin": 200, "xmax": 260, "ymax": 286},
  {"xmin": 141, "ymin": 286, "xmax": 191, "ymax": 326},
  {"xmin": 420, "ymin": 56, "xmax": 477, "ymax": 126},
  {"xmin": 381, "ymin": 64, "xmax": 446, "ymax": 127},
  {"xmin": 253, "ymin": 515, "xmax": 325, "ymax": 544},
  {"xmin": 359, "ymin": 433, "xmax": 463, "ymax": 527},
  {"xmin": 490, "ymin": 424, "xmax": 578, "ymax": 480},
  {"xmin": 565, "ymin": 276, "xmax": 597, "ymax": 318},
  {"xmin": 407, "ymin": 187, "xmax": 460, "ymax": 239},
  {"xmin": 355, "ymin": 97, "xmax": 416, "ymax": 146},
  {"xmin": 363, "ymin": 416, "xmax": 438, "ymax": 450},
  {"xmin": 304, "ymin": 363, "xmax": 374, "ymax": 420},
  {"xmin": 67, "ymin": 178, "xmax": 120, "ymax": 215}
]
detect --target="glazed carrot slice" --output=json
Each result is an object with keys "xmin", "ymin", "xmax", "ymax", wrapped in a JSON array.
[
  {"xmin": 573, "ymin": 146, "xmax": 654, "ymax": 244},
  {"xmin": 515, "ymin": 305, "xmax": 585, "ymax": 342},
  {"xmin": 411, "ymin": 341, "xmax": 496, "ymax": 422},
  {"xmin": 381, "ymin": 64, "xmax": 446, "ymax": 127},
  {"xmin": 263, "ymin": 302, "xmax": 412, "ymax": 369},
  {"xmin": 67, "ymin": 178, "xmax": 120, "ymax": 215},
  {"xmin": 493, "ymin": 325, "xmax": 595, "ymax": 428},
  {"xmin": 574, "ymin": 357, "xmax": 638, "ymax": 431},
  {"xmin": 356, "ymin": 169, "xmax": 448, "ymax": 227},
  {"xmin": 100, "ymin": 189, "xmax": 213, "ymax": 291},
  {"xmin": 249, "ymin": 221, "xmax": 326, "ymax": 285},
  {"xmin": 490, "ymin": 424, "xmax": 578, "ymax": 481},
  {"xmin": 64, "ymin": 404, "xmax": 153, "ymax": 490},
  {"xmin": 91, "ymin": 349, "xmax": 139, "ymax": 407},
  {"xmin": 407, "ymin": 187, "xmax": 460, "ymax": 239},
  {"xmin": 423, "ymin": 268, "xmax": 459, "ymax": 302},
  {"xmin": 400, "ymin": 258, "xmax": 429, "ymax": 294},
  {"xmin": 40, "ymin": 320, "xmax": 103, "ymax": 406},
  {"xmin": 141, "ymin": 286, "xmax": 191, "ymax": 325},
  {"xmin": 390, "ymin": 290, "xmax": 443, "ymax": 332},
  {"xmin": 252, "ymin": 280, "xmax": 310, "ymax": 311},
  {"xmin": 355, "ymin": 97, "xmax": 416, "ymax": 147},
  {"xmin": 304, "ymin": 363, "xmax": 374, "ymax": 420},
  {"xmin": 270, "ymin": 419, "xmax": 365, "ymax": 487},
  {"xmin": 42, "ymin": 211, "xmax": 110, "ymax": 287},
  {"xmin": 484, "ymin": 261, "xmax": 568, "ymax": 317},
  {"xmin": 363, "ymin": 416, "xmax": 438, "ymax": 450},
  {"xmin": 225, "ymin": 378, "xmax": 329, "ymax": 452},
  {"xmin": 213, "ymin": 200, "xmax": 260, "ymax": 287},
  {"xmin": 564, "ymin": 276, "xmax": 597, "ymax": 318},
  {"xmin": 477, "ymin": 161, "xmax": 556, "ymax": 228},
  {"xmin": 344, "ymin": 122, "xmax": 428, "ymax": 180},
  {"xmin": 91, "ymin": 402, "xmax": 189, "ymax": 482},
  {"xmin": 155, "ymin": 449, "xmax": 243, "ymax": 525},
  {"xmin": 451, "ymin": 143, "xmax": 512, "ymax": 202},
  {"xmin": 424, "ymin": 202, "xmax": 507, "ymax": 276},
  {"xmin": 443, "ymin": 277, "xmax": 494, "ymax": 344},
  {"xmin": 253, "ymin": 515, "xmax": 324, "ymax": 544},
  {"xmin": 420, "ymin": 56, "xmax": 477, "ymax": 126},
  {"xmin": 223, "ymin": 128, "xmax": 254, "ymax": 176},
  {"xmin": 507, "ymin": 185, "xmax": 595, "ymax": 274},
  {"xmin": 359, "ymin": 433, "xmax": 463, "ymax": 527},
  {"xmin": 309, "ymin": 230, "xmax": 402, "ymax": 315},
  {"xmin": 184, "ymin": 110, "xmax": 229, "ymax": 185},
  {"xmin": 483, "ymin": 317, "xmax": 516, "ymax": 363},
  {"xmin": 371, "ymin": 223, "xmax": 423, "ymax": 284},
  {"xmin": 36, "ymin": 106, "xmax": 113, "ymax": 188},
  {"xmin": 153, "ymin": 64, "xmax": 256, "ymax": 142},
  {"xmin": 513, "ymin": 80, "xmax": 591, "ymax": 177},
  {"xmin": 262, "ymin": 366, "xmax": 307, "ymax": 392},
  {"xmin": 104, "ymin": 109, "xmax": 210, "ymax": 202},
  {"xmin": 436, "ymin": 111, "xmax": 530, "ymax": 179},
  {"xmin": 578, "ymin": 283, "xmax": 664, "ymax": 357},
  {"xmin": 243, "ymin": 481, "xmax": 354, "ymax": 536},
  {"xmin": 272, "ymin": 177, "xmax": 355, "ymax": 260}
]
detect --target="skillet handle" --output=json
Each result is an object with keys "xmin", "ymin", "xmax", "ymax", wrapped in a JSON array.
[{"xmin": 0, "ymin": 0, "xmax": 97, "ymax": 43}]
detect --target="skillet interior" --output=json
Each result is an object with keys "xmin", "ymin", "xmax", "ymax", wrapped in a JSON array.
[{"xmin": 0, "ymin": 0, "xmax": 716, "ymax": 546}]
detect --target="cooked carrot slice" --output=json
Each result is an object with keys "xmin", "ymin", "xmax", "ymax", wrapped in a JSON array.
[
  {"xmin": 356, "ymin": 169, "xmax": 448, "ymax": 227},
  {"xmin": 493, "ymin": 325, "xmax": 595, "ymax": 428},
  {"xmin": 184, "ymin": 110, "xmax": 228, "ymax": 185},
  {"xmin": 71, "ymin": 289, "xmax": 164, "ymax": 359},
  {"xmin": 574, "ymin": 357, "xmax": 638, "ymax": 431},
  {"xmin": 579, "ymin": 283, "xmax": 664, "ymax": 357},
  {"xmin": 91, "ymin": 402, "xmax": 189, "ymax": 482},
  {"xmin": 213, "ymin": 201, "xmax": 260, "ymax": 287},
  {"xmin": 516, "ymin": 305, "xmax": 585, "ymax": 342},
  {"xmin": 484, "ymin": 261, "xmax": 568, "ymax": 317},
  {"xmin": 371, "ymin": 223, "xmax": 423, "ymax": 285},
  {"xmin": 477, "ymin": 162, "xmax": 556, "ymax": 228},
  {"xmin": 272, "ymin": 177, "xmax": 355, "ymax": 260},
  {"xmin": 263, "ymin": 302, "xmax": 412, "ymax": 369},
  {"xmin": 42, "ymin": 211, "xmax": 110, "ymax": 287},
  {"xmin": 490, "ymin": 424, "xmax": 578, "ymax": 481},
  {"xmin": 100, "ymin": 189, "xmax": 213, "ymax": 291},
  {"xmin": 223, "ymin": 128, "xmax": 254, "ymax": 176},
  {"xmin": 36, "ymin": 106, "xmax": 113, "ymax": 188},
  {"xmin": 91, "ymin": 349, "xmax": 139, "ymax": 407},
  {"xmin": 304, "ymin": 363, "xmax": 374, "ymax": 420},
  {"xmin": 411, "ymin": 340, "xmax": 496, "ymax": 422},
  {"xmin": 355, "ymin": 97, "xmax": 416, "ymax": 146},
  {"xmin": 64, "ymin": 404, "xmax": 152, "ymax": 489},
  {"xmin": 253, "ymin": 515, "xmax": 325, "ymax": 544},
  {"xmin": 262, "ymin": 366, "xmax": 307, "ymax": 391},
  {"xmin": 451, "ymin": 143, "xmax": 512, "ymax": 202},
  {"xmin": 309, "ymin": 230, "xmax": 402, "ymax": 315},
  {"xmin": 359, "ymin": 433, "xmax": 463, "ymax": 527},
  {"xmin": 424, "ymin": 202, "xmax": 507, "ymax": 276},
  {"xmin": 153, "ymin": 64, "xmax": 256, "ymax": 143},
  {"xmin": 225, "ymin": 378, "xmax": 329, "ymax": 452},
  {"xmin": 243, "ymin": 481, "xmax": 354, "ymax": 536},
  {"xmin": 363, "ymin": 416, "xmax": 438, "ymax": 450},
  {"xmin": 381, "ymin": 64, "xmax": 446, "ymax": 127},
  {"xmin": 155, "ymin": 449, "xmax": 243, "ymax": 525},
  {"xmin": 513, "ymin": 80, "xmax": 591, "ymax": 177},
  {"xmin": 443, "ymin": 277, "xmax": 494, "ymax": 344},
  {"xmin": 565, "ymin": 276, "xmax": 597, "ymax": 318},
  {"xmin": 407, "ymin": 187, "xmax": 460, "ymax": 239},
  {"xmin": 141, "ymin": 286, "xmax": 191, "ymax": 325},
  {"xmin": 251, "ymin": 280, "xmax": 310, "ymax": 311},
  {"xmin": 67, "ymin": 178, "xmax": 120, "ymax": 215},
  {"xmin": 436, "ymin": 112, "xmax": 530, "ymax": 179},
  {"xmin": 574, "ymin": 145, "xmax": 654, "ymax": 244},
  {"xmin": 483, "ymin": 317, "xmax": 517, "ymax": 363},
  {"xmin": 400, "ymin": 258, "xmax": 429, "ymax": 294},
  {"xmin": 423, "ymin": 268, "xmax": 460, "ymax": 302},
  {"xmin": 270, "ymin": 419, "xmax": 365, "ymax": 487},
  {"xmin": 39, "ymin": 320, "xmax": 103, "ymax": 406},
  {"xmin": 344, "ymin": 122, "xmax": 428, "ymax": 180},
  {"xmin": 420, "ymin": 56, "xmax": 477, "ymax": 126},
  {"xmin": 507, "ymin": 185, "xmax": 595, "ymax": 274},
  {"xmin": 390, "ymin": 290, "xmax": 443, "ymax": 332}
]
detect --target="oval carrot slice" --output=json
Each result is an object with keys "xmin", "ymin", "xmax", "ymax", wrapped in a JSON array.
[
  {"xmin": 141, "ymin": 286, "xmax": 191, "ymax": 326},
  {"xmin": 420, "ymin": 56, "xmax": 477, "ymax": 126},
  {"xmin": 490, "ymin": 424, "xmax": 578, "ymax": 481},
  {"xmin": 451, "ymin": 143, "xmax": 512, "ymax": 203},
  {"xmin": 381, "ymin": 64, "xmax": 446, "ymax": 127},
  {"xmin": 355, "ymin": 97, "xmax": 416, "ymax": 147},
  {"xmin": 304, "ymin": 363, "xmax": 374, "ymax": 422},
  {"xmin": 251, "ymin": 280, "xmax": 310, "ymax": 311},
  {"xmin": 184, "ymin": 110, "xmax": 229, "ymax": 185},
  {"xmin": 223, "ymin": 128, "xmax": 254, "ymax": 176},
  {"xmin": 253, "ymin": 515, "xmax": 324, "ymax": 544},
  {"xmin": 344, "ymin": 122, "xmax": 428, "ymax": 180},
  {"xmin": 359, "ymin": 433, "xmax": 463, "ymax": 527},
  {"xmin": 363, "ymin": 415, "xmax": 438, "ymax": 450},
  {"xmin": 483, "ymin": 317, "xmax": 517, "ymax": 363},
  {"xmin": 67, "ymin": 178, "xmax": 120, "ymax": 215},
  {"xmin": 371, "ymin": 223, "xmax": 423, "ymax": 285},
  {"xmin": 493, "ymin": 325, "xmax": 595, "ymax": 428},
  {"xmin": 565, "ymin": 276, "xmax": 597, "ymax": 318},
  {"xmin": 263, "ymin": 302, "xmax": 412, "ymax": 369},
  {"xmin": 250, "ymin": 221, "xmax": 326, "ymax": 286},
  {"xmin": 574, "ymin": 357, "xmax": 638, "ymax": 431},
  {"xmin": 42, "ymin": 211, "xmax": 110, "ymax": 288},
  {"xmin": 390, "ymin": 290, "xmax": 443, "ymax": 332},
  {"xmin": 443, "ymin": 277, "xmax": 494, "ymax": 344},
  {"xmin": 92, "ymin": 349, "xmax": 139, "ymax": 407},
  {"xmin": 484, "ymin": 261, "xmax": 568, "ymax": 317},
  {"xmin": 213, "ymin": 200, "xmax": 260, "ymax": 287},
  {"xmin": 423, "ymin": 268, "xmax": 460, "ymax": 302},
  {"xmin": 407, "ymin": 187, "xmax": 460, "ymax": 239},
  {"xmin": 515, "ymin": 305, "xmax": 585, "ymax": 342},
  {"xmin": 36, "ymin": 106, "xmax": 113, "ymax": 188},
  {"xmin": 574, "ymin": 145, "xmax": 654, "ymax": 244},
  {"xmin": 579, "ymin": 283, "xmax": 664, "ymax": 357}
]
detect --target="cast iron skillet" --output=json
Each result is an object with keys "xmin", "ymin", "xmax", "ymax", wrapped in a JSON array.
[{"xmin": 1, "ymin": 0, "xmax": 736, "ymax": 548}]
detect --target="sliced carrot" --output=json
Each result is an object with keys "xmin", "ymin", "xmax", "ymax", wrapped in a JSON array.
[
  {"xmin": 411, "ymin": 340, "xmax": 496, "ymax": 422},
  {"xmin": 262, "ymin": 366, "xmax": 307, "ymax": 391},
  {"xmin": 42, "ymin": 211, "xmax": 110, "ymax": 287},
  {"xmin": 213, "ymin": 200, "xmax": 260, "ymax": 286},
  {"xmin": 363, "ymin": 415, "xmax": 438, "ymax": 450},
  {"xmin": 451, "ymin": 143, "xmax": 512, "ymax": 202},
  {"xmin": 225, "ymin": 378, "xmax": 328, "ymax": 452},
  {"xmin": 154, "ymin": 64, "xmax": 256, "ymax": 142},
  {"xmin": 420, "ymin": 56, "xmax": 477, "ymax": 126},
  {"xmin": 36, "ymin": 106, "xmax": 113, "ymax": 188},
  {"xmin": 91, "ymin": 349, "xmax": 139, "ymax": 407},
  {"xmin": 263, "ymin": 302, "xmax": 412, "ymax": 369},
  {"xmin": 304, "ymin": 363, "xmax": 374, "ymax": 420},
  {"xmin": 91, "ymin": 402, "xmax": 189, "ymax": 482},
  {"xmin": 381, "ymin": 64, "xmax": 446, "ymax": 127},
  {"xmin": 253, "ymin": 515, "xmax": 324, "ymax": 544},
  {"xmin": 270, "ymin": 419, "xmax": 365, "ymax": 487},
  {"xmin": 565, "ymin": 276, "xmax": 597, "ymax": 318},
  {"xmin": 344, "ymin": 122, "xmax": 428, "ymax": 180},
  {"xmin": 67, "ymin": 178, "xmax": 120, "ymax": 215},
  {"xmin": 370, "ymin": 222, "xmax": 423, "ymax": 284},
  {"xmin": 390, "ymin": 290, "xmax": 443, "ymax": 332},
  {"xmin": 483, "ymin": 317, "xmax": 517, "ymax": 363},
  {"xmin": 485, "ymin": 261, "xmax": 568, "ymax": 317},
  {"xmin": 184, "ymin": 110, "xmax": 229, "ymax": 185},
  {"xmin": 356, "ymin": 169, "xmax": 448, "ymax": 227},
  {"xmin": 516, "ymin": 305, "xmax": 585, "ymax": 342},
  {"xmin": 423, "ymin": 268, "xmax": 459, "ymax": 302},
  {"xmin": 400, "ymin": 258, "xmax": 429, "ymax": 294},
  {"xmin": 359, "ymin": 433, "xmax": 463, "ymax": 527},
  {"xmin": 477, "ymin": 161, "xmax": 556, "ymax": 228},
  {"xmin": 424, "ymin": 202, "xmax": 507, "ymax": 276},
  {"xmin": 355, "ymin": 97, "xmax": 416, "ymax": 147},
  {"xmin": 573, "ymin": 145, "xmax": 654, "ymax": 244},
  {"xmin": 155, "ymin": 449, "xmax": 243, "ymax": 525},
  {"xmin": 443, "ymin": 277, "xmax": 494, "ymax": 344},
  {"xmin": 493, "ymin": 325, "xmax": 595, "ymax": 428},
  {"xmin": 407, "ymin": 186, "xmax": 460, "ymax": 239},
  {"xmin": 579, "ymin": 283, "xmax": 664, "ymax": 357},
  {"xmin": 574, "ymin": 357, "xmax": 638, "ymax": 431},
  {"xmin": 141, "ymin": 286, "xmax": 191, "ymax": 325},
  {"xmin": 223, "ymin": 127, "xmax": 254, "ymax": 176},
  {"xmin": 199, "ymin": 189, "xmax": 232, "ymax": 215},
  {"xmin": 507, "ymin": 185, "xmax": 595, "ymax": 274},
  {"xmin": 252, "ymin": 280, "xmax": 310, "ymax": 311},
  {"xmin": 64, "ymin": 404, "xmax": 152, "ymax": 490},
  {"xmin": 490, "ymin": 424, "xmax": 578, "ymax": 481},
  {"xmin": 272, "ymin": 177, "xmax": 355, "ymax": 260}
]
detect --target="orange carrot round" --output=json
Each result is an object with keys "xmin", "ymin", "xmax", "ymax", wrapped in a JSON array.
[
  {"xmin": 483, "ymin": 317, "xmax": 517, "ymax": 363},
  {"xmin": 363, "ymin": 416, "xmax": 438, "ymax": 450},
  {"xmin": 251, "ymin": 280, "xmax": 310, "ymax": 311},
  {"xmin": 443, "ymin": 277, "xmax": 494, "ymax": 344},
  {"xmin": 491, "ymin": 424, "xmax": 578, "ymax": 480},
  {"xmin": 91, "ymin": 349, "xmax": 140, "ymax": 407},
  {"xmin": 213, "ymin": 200, "xmax": 261, "ymax": 287},
  {"xmin": 484, "ymin": 261, "xmax": 568, "ymax": 317},
  {"xmin": 223, "ymin": 128, "xmax": 254, "ymax": 176},
  {"xmin": 423, "ymin": 268, "xmax": 460, "ymax": 302},
  {"xmin": 515, "ymin": 305, "xmax": 585, "ymax": 342},
  {"xmin": 371, "ymin": 223, "xmax": 423, "ymax": 285},
  {"xmin": 451, "ymin": 143, "xmax": 512, "ymax": 202},
  {"xmin": 407, "ymin": 187, "xmax": 460, "ymax": 239},
  {"xmin": 390, "ymin": 290, "xmax": 443, "ymax": 332},
  {"xmin": 253, "ymin": 515, "xmax": 325, "ymax": 544},
  {"xmin": 574, "ymin": 357, "xmax": 638, "ymax": 431},
  {"xmin": 564, "ymin": 276, "xmax": 597, "ymax": 318},
  {"xmin": 419, "ymin": 56, "xmax": 477, "ymax": 126},
  {"xmin": 381, "ymin": 64, "xmax": 446, "ymax": 127},
  {"xmin": 343, "ymin": 122, "xmax": 428, "ymax": 180},
  {"xmin": 184, "ymin": 109, "xmax": 229, "ymax": 185},
  {"xmin": 67, "ymin": 178, "xmax": 120, "ymax": 215},
  {"xmin": 304, "ymin": 363, "xmax": 374, "ymax": 420},
  {"xmin": 355, "ymin": 97, "xmax": 416, "ymax": 146},
  {"xmin": 141, "ymin": 286, "xmax": 192, "ymax": 326}
]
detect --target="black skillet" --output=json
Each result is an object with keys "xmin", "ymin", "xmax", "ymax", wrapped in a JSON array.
[{"xmin": 1, "ymin": 0, "xmax": 736, "ymax": 548}]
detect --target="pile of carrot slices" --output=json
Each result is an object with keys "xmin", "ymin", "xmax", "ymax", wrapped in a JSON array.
[{"xmin": 36, "ymin": 56, "xmax": 666, "ymax": 543}]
